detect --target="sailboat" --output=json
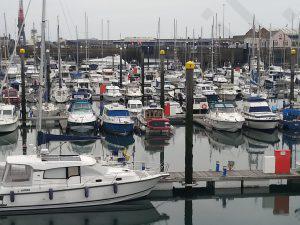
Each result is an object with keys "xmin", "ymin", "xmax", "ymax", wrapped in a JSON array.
[
  {"xmin": 0, "ymin": 1, "xmax": 168, "ymax": 213},
  {"xmin": 51, "ymin": 18, "xmax": 70, "ymax": 103}
]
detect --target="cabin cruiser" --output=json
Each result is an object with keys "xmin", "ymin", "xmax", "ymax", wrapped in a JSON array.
[
  {"xmin": 165, "ymin": 101, "xmax": 183, "ymax": 116},
  {"xmin": 2, "ymin": 88, "xmax": 20, "ymax": 107},
  {"xmin": 195, "ymin": 83, "xmax": 219, "ymax": 103},
  {"xmin": 0, "ymin": 104, "xmax": 18, "ymax": 133},
  {"xmin": 242, "ymin": 97, "xmax": 280, "ymax": 130},
  {"xmin": 124, "ymin": 85, "xmax": 142, "ymax": 100},
  {"xmin": 213, "ymin": 75, "xmax": 228, "ymax": 86},
  {"xmin": 0, "ymin": 153, "xmax": 168, "ymax": 212},
  {"xmin": 137, "ymin": 104, "xmax": 173, "ymax": 135},
  {"xmin": 100, "ymin": 103, "xmax": 134, "ymax": 135},
  {"xmin": 183, "ymin": 94, "xmax": 209, "ymax": 114},
  {"xmin": 67, "ymin": 100, "xmax": 97, "ymax": 133},
  {"xmin": 71, "ymin": 88, "xmax": 93, "ymax": 102},
  {"xmin": 203, "ymin": 102, "xmax": 245, "ymax": 132},
  {"xmin": 103, "ymin": 85, "xmax": 122, "ymax": 102},
  {"xmin": 127, "ymin": 100, "xmax": 143, "ymax": 117},
  {"xmin": 217, "ymin": 84, "xmax": 238, "ymax": 101}
]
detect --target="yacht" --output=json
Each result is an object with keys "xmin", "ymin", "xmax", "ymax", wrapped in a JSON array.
[
  {"xmin": 203, "ymin": 102, "xmax": 245, "ymax": 132},
  {"xmin": 100, "ymin": 103, "xmax": 134, "ymax": 135},
  {"xmin": 0, "ymin": 104, "xmax": 18, "ymax": 133},
  {"xmin": 125, "ymin": 85, "xmax": 142, "ymax": 100},
  {"xmin": 103, "ymin": 85, "xmax": 122, "ymax": 102},
  {"xmin": 67, "ymin": 100, "xmax": 97, "ymax": 133},
  {"xmin": 217, "ymin": 84, "xmax": 238, "ymax": 101},
  {"xmin": 137, "ymin": 104, "xmax": 173, "ymax": 135},
  {"xmin": 0, "ymin": 154, "xmax": 168, "ymax": 212},
  {"xmin": 127, "ymin": 100, "xmax": 143, "ymax": 117},
  {"xmin": 242, "ymin": 97, "xmax": 280, "ymax": 130},
  {"xmin": 195, "ymin": 83, "xmax": 219, "ymax": 103}
]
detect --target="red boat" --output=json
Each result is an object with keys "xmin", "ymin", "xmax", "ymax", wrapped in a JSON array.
[
  {"xmin": 137, "ymin": 104, "xmax": 173, "ymax": 135},
  {"xmin": 2, "ymin": 88, "xmax": 20, "ymax": 106}
]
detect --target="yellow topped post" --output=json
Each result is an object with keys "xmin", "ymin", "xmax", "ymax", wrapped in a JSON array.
[
  {"xmin": 291, "ymin": 48, "xmax": 297, "ymax": 56},
  {"xmin": 20, "ymin": 48, "xmax": 26, "ymax": 55},
  {"xmin": 160, "ymin": 49, "xmax": 166, "ymax": 55},
  {"xmin": 185, "ymin": 61, "xmax": 195, "ymax": 70}
]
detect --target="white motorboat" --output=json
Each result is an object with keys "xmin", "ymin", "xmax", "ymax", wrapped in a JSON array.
[
  {"xmin": 127, "ymin": 99, "xmax": 143, "ymax": 117},
  {"xmin": 0, "ymin": 154, "xmax": 168, "ymax": 212},
  {"xmin": 218, "ymin": 84, "xmax": 238, "ymax": 101},
  {"xmin": 204, "ymin": 102, "xmax": 245, "ymax": 132},
  {"xmin": 67, "ymin": 100, "xmax": 97, "ymax": 133},
  {"xmin": 100, "ymin": 103, "xmax": 134, "ymax": 135},
  {"xmin": 0, "ymin": 104, "xmax": 18, "ymax": 133},
  {"xmin": 242, "ymin": 97, "xmax": 280, "ymax": 130},
  {"xmin": 125, "ymin": 85, "xmax": 142, "ymax": 100},
  {"xmin": 103, "ymin": 85, "xmax": 122, "ymax": 102}
]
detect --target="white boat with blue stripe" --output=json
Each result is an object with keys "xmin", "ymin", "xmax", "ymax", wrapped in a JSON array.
[{"xmin": 101, "ymin": 103, "xmax": 134, "ymax": 135}]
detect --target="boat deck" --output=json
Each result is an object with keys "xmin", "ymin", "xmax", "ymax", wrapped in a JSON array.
[{"xmin": 163, "ymin": 170, "xmax": 300, "ymax": 183}]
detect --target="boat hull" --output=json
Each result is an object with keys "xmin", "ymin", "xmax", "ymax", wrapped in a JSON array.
[
  {"xmin": 102, "ymin": 122, "xmax": 134, "ymax": 135},
  {"xmin": 0, "ymin": 176, "xmax": 161, "ymax": 212},
  {"xmin": 210, "ymin": 120, "xmax": 244, "ymax": 132},
  {"xmin": 0, "ymin": 121, "xmax": 18, "ymax": 133},
  {"xmin": 103, "ymin": 95, "xmax": 122, "ymax": 102},
  {"xmin": 244, "ymin": 119, "xmax": 279, "ymax": 130}
]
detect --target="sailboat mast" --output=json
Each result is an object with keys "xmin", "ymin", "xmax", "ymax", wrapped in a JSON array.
[
  {"xmin": 37, "ymin": 0, "xmax": 46, "ymax": 148},
  {"xmin": 211, "ymin": 17, "xmax": 214, "ymax": 73},
  {"xmin": 57, "ymin": 16, "xmax": 62, "ymax": 88},
  {"xmin": 76, "ymin": 25, "xmax": 79, "ymax": 72}
]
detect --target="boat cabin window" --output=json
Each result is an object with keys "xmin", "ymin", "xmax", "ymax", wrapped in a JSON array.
[
  {"xmin": 249, "ymin": 106, "xmax": 271, "ymax": 113},
  {"xmin": 129, "ymin": 104, "xmax": 142, "ymax": 109},
  {"xmin": 67, "ymin": 167, "xmax": 80, "ymax": 178},
  {"xmin": 44, "ymin": 168, "xmax": 67, "ymax": 179},
  {"xmin": 72, "ymin": 103, "xmax": 92, "ymax": 112},
  {"xmin": 4, "ymin": 164, "xmax": 32, "ymax": 183},
  {"xmin": 2, "ymin": 110, "xmax": 12, "ymax": 116},
  {"xmin": 107, "ymin": 110, "xmax": 129, "ymax": 117},
  {"xmin": 44, "ymin": 167, "xmax": 80, "ymax": 179},
  {"xmin": 145, "ymin": 109, "xmax": 163, "ymax": 119}
]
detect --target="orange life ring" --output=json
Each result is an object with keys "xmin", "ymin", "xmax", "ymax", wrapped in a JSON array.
[{"xmin": 202, "ymin": 104, "xmax": 208, "ymax": 110}]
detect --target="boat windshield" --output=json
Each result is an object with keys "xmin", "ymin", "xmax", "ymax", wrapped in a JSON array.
[
  {"xmin": 129, "ymin": 104, "xmax": 142, "ymax": 109},
  {"xmin": 212, "ymin": 103, "xmax": 235, "ymax": 112},
  {"xmin": 107, "ymin": 110, "xmax": 129, "ymax": 117},
  {"xmin": 2, "ymin": 110, "xmax": 12, "ymax": 116},
  {"xmin": 249, "ymin": 106, "xmax": 271, "ymax": 113},
  {"xmin": 72, "ymin": 103, "xmax": 92, "ymax": 112},
  {"xmin": 3, "ymin": 164, "xmax": 32, "ymax": 184}
]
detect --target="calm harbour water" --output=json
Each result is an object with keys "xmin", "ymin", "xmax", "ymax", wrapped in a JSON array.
[{"xmin": 0, "ymin": 125, "xmax": 299, "ymax": 225}]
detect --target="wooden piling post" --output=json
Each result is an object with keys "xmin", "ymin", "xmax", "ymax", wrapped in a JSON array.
[{"xmin": 290, "ymin": 48, "xmax": 296, "ymax": 106}]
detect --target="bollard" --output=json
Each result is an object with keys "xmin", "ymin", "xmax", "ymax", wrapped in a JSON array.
[
  {"xmin": 142, "ymin": 162, "xmax": 146, "ymax": 170},
  {"xmin": 216, "ymin": 161, "xmax": 220, "ymax": 172},
  {"xmin": 222, "ymin": 166, "xmax": 227, "ymax": 177}
]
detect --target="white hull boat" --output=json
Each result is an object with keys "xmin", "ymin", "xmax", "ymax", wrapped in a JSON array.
[
  {"xmin": 0, "ymin": 154, "xmax": 168, "ymax": 212},
  {"xmin": 0, "ymin": 104, "xmax": 19, "ymax": 133}
]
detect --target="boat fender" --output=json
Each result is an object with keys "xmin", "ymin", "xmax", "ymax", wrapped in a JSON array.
[
  {"xmin": 10, "ymin": 191, "xmax": 15, "ymax": 202},
  {"xmin": 113, "ymin": 183, "xmax": 118, "ymax": 194},
  {"xmin": 49, "ymin": 188, "xmax": 54, "ymax": 200},
  {"xmin": 84, "ymin": 187, "xmax": 89, "ymax": 198}
]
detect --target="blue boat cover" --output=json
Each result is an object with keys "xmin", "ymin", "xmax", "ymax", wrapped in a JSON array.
[{"xmin": 283, "ymin": 108, "xmax": 300, "ymax": 121}]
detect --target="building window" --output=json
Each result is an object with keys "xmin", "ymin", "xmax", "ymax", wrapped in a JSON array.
[
  {"xmin": 283, "ymin": 41, "xmax": 288, "ymax": 46},
  {"xmin": 274, "ymin": 41, "xmax": 278, "ymax": 47}
]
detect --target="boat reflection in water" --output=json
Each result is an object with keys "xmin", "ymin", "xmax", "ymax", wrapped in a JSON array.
[
  {"xmin": 242, "ymin": 128, "xmax": 280, "ymax": 154},
  {"xmin": 0, "ymin": 129, "xmax": 19, "ymax": 155},
  {"xmin": 206, "ymin": 130, "xmax": 244, "ymax": 151},
  {"xmin": 68, "ymin": 130, "xmax": 97, "ymax": 154},
  {"xmin": 142, "ymin": 134, "xmax": 171, "ymax": 152},
  {"xmin": 0, "ymin": 200, "xmax": 169, "ymax": 225},
  {"xmin": 101, "ymin": 133, "xmax": 135, "ymax": 161}
]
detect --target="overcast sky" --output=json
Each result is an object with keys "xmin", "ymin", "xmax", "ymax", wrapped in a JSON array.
[{"xmin": 1, "ymin": 0, "xmax": 300, "ymax": 41}]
